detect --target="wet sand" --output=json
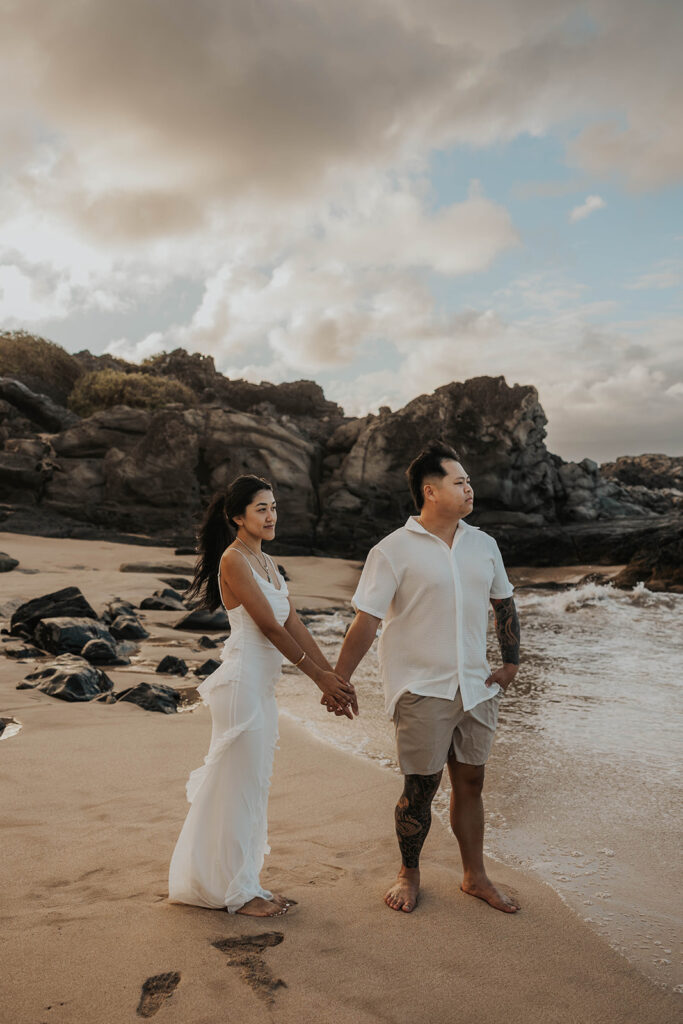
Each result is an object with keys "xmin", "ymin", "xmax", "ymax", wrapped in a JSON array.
[{"xmin": 1, "ymin": 533, "xmax": 679, "ymax": 1022}]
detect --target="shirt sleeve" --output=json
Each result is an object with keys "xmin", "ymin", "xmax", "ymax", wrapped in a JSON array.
[
  {"xmin": 489, "ymin": 540, "xmax": 514, "ymax": 599},
  {"xmin": 352, "ymin": 546, "xmax": 398, "ymax": 620}
]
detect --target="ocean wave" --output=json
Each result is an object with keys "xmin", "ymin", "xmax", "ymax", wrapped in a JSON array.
[{"xmin": 519, "ymin": 581, "xmax": 680, "ymax": 614}]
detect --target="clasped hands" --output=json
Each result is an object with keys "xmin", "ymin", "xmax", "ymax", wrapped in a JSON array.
[{"xmin": 319, "ymin": 666, "xmax": 358, "ymax": 719}]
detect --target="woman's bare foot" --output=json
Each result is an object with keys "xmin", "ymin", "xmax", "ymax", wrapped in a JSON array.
[
  {"xmin": 384, "ymin": 867, "xmax": 420, "ymax": 913},
  {"xmin": 271, "ymin": 893, "xmax": 298, "ymax": 909},
  {"xmin": 235, "ymin": 896, "xmax": 289, "ymax": 917},
  {"xmin": 461, "ymin": 874, "xmax": 520, "ymax": 913}
]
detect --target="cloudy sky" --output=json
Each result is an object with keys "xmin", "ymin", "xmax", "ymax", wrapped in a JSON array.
[{"xmin": 1, "ymin": 0, "xmax": 682, "ymax": 462}]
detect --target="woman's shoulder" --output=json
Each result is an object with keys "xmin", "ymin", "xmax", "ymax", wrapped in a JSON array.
[{"xmin": 220, "ymin": 545, "xmax": 249, "ymax": 574}]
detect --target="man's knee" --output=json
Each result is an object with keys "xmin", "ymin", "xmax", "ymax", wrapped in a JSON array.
[
  {"xmin": 453, "ymin": 762, "xmax": 485, "ymax": 795},
  {"xmin": 401, "ymin": 771, "xmax": 442, "ymax": 810}
]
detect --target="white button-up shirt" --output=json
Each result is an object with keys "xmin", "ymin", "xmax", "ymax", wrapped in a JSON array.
[{"xmin": 352, "ymin": 516, "xmax": 514, "ymax": 717}]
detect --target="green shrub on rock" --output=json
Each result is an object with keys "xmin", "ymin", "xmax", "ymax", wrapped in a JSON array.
[
  {"xmin": 0, "ymin": 331, "xmax": 84, "ymax": 405},
  {"xmin": 67, "ymin": 369, "xmax": 196, "ymax": 416}
]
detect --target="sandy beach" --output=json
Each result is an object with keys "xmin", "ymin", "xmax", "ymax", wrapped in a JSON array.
[{"xmin": 1, "ymin": 532, "xmax": 680, "ymax": 1023}]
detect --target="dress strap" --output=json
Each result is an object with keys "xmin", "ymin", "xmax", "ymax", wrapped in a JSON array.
[{"xmin": 225, "ymin": 545, "xmax": 278, "ymax": 586}]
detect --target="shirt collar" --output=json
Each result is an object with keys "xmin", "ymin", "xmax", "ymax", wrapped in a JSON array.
[{"xmin": 404, "ymin": 516, "xmax": 479, "ymax": 536}]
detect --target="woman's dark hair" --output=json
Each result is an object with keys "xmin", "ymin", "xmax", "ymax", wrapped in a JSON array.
[
  {"xmin": 406, "ymin": 439, "xmax": 461, "ymax": 511},
  {"xmin": 187, "ymin": 474, "xmax": 273, "ymax": 610}
]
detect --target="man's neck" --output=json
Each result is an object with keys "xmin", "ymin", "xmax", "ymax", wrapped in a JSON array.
[{"xmin": 415, "ymin": 512, "xmax": 462, "ymax": 547}]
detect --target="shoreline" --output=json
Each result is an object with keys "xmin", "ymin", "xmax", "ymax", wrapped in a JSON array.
[{"xmin": 1, "ymin": 531, "xmax": 680, "ymax": 1020}]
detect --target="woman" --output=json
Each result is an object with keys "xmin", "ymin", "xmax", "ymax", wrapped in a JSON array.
[{"xmin": 168, "ymin": 475, "xmax": 356, "ymax": 918}]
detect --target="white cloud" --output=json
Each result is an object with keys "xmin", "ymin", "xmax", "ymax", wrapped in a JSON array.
[
  {"xmin": 625, "ymin": 261, "xmax": 682, "ymax": 291},
  {"xmin": 0, "ymin": 0, "xmax": 681, "ymax": 257},
  {"xmin": 1, "ymin": 0, "xmax": 682, "ymax": 463},
  {"xmin": 569, "ymin": 195, "xmax": 606, "ymax": 222}
]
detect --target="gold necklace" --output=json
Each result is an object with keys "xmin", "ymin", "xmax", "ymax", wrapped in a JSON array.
[{"xmin": 237, "ymin": 537, "xmax": 272, "ymax": 583}]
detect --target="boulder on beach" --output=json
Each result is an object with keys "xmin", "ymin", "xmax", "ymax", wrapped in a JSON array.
[
  {"xmin": 140, "ymin": 588, "xmax": 187, "ymax": 611},
  {"xmin": 119, "ymin": 561, "xmax": 195, "ymax": 574},
  {"xmin": 2, "ymin": 640, "xmax": 44, "ymax": 659},
  {"xmin": 81, "ymin": 637, "xmax": 128, "ymax": 665},
  {"xmin": 194, "ymin": 658, "xmax": 221, "ymax": 677},
  {"xmin": 34, "ymin": 617, "xmax": 115, "ymax": 656},
  {"xmin": 0, "ymin": 552, "xmax": 19, "ymax": 572},
  {"xmin": 109, "ymin": 615, "xmax": 149, "ymax": 640},
  {"xmin": 197, "ymin": 635, "xmax": 218, "ymax": 649},
  {"xmin": 10, "ymin": 587, "xmax": 98, "ymax": 638},
  {"xmin": 156, "ymin": 655, "xmax": 188, "ymax": 676},
  {"xmin": 101, "ymin": 598, "xmax": 136, "ymax": 624},
  {"xmin": 173, "ymin": 608, "xmax": 230, "ymax": 632},
  {"xmin": 22, "ymin": 655, "xmax": 114, "ymax": 702},
  {"xmin": 115, "ymin": 681, "xmax": 180, "ymax": 714},
  {"xmin": 159, "ymin": 576, "xmax": 191, "ymax": 591}
]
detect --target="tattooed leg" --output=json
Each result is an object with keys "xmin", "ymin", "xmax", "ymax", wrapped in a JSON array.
[
  {"xmin": 385, "ymin": 772, "xmax": 442, "ymax": 913},
  {"xmin": 395, "ymin": 773, "xmax": 443, "ymax": 868}
]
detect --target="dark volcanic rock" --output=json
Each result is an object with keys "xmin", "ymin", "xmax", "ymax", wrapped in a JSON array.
[
  {"xmin": 23, "ymin": 655, "xmax": 114, "ymax": 701},
  {"xmin": 156, "ymin": 655, "xmax": 188, "ymax": 676},
  {"xmin": 1, "ymin": 362, "xmax": 680, "ymax": 587},
  {"xmin": 194, "ymin": 658, "xmax": 221, "ymax": 677},
  {"xmin": 116, "ymin": 681, "xmax": 180, "ymax": 714},
  {"xmin": 10, "ymin": 587, "xmax": 98, "ymax": 638},
  {"xmin": 0, "ymin": 552, "xmax": 19, "ymax": 571},
  {"xmin": 613, "ymin": 524, "xmax": 683, "ymax": 593},
  {"xmin": 0, "ymin": 377, "xmax": 78, "ymax": 432},
  {"xmin": 81, "ymin": 637, "xmax": 128, "ymax": 665},
  {"xmin": 51, "ymin": 406, "xmax": 151, "ymax": 458},
  {"xmin": 160, "ymin": 576, "xmax": 192, "ymax": 591},
  {"xmin": 119, "ymin": 561, "xmax": 195, "ymax": 574},
  {"xmin": 109, "ymin": 615, "xmax": 149, "ymax": 640},
  {"xmin": 601, "ymin": 454, "xmax": 683, "ymax": 491},
  {"xmin": 140, "ymin": 588, "xmax": 187, "ymax": 611},
  {"xmin": 174, "ymin": 608, "xmax": 230, "ymax": 632},
  {"xmin": 318, "ymin": 377, "xmax": 558, "ymax": 553},
  {"xmin": 197, "ymin": 635, "xmax": 218, "ymax": 649},
  {"xmin": 2, "ymin": 641, "xmax": 44, "ymax": 659},
  {"xmin": 101, "ymin": 598, "xmax": 136, "ymax": 624},
  {"xmin": 34, "ymin": 617, "xmax": 115, "ymax": 655}
]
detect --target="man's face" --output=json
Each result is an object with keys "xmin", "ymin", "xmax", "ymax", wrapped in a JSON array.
[{"xmin": 424, "ymin": 460, "xmax": 474, "ymax": 518}]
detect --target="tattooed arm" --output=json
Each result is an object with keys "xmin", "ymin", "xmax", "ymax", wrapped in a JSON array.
[{"xmin": 486, "ymin": 596, "xmax": 520, "ymax": 693}]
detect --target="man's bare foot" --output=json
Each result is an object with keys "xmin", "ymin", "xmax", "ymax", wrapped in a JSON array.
[
  {"xmin": 236, "ymin": 896, "xmax": 289, "ymax": 917},
  {"xmin": 461, "ymin": 875, "xmax": 520, "ymax": 913},
  {"xmin": 384, "ymin": 868, "xmax": 420, "ymax": 913}
]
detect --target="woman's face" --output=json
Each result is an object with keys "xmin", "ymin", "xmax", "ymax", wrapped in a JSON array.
[{"xmin": 235, "ymin": 489, "xmax": 277, "ymax": 539}]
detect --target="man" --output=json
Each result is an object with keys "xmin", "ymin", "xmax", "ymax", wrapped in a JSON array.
[{"xmin": 333, "ymin": 439, "xmax": 520, "ymax": 914}]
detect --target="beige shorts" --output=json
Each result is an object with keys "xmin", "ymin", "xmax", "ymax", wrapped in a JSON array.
[{"xmin": 393, "ymin": 689, "xmax": 500, "ymax": 775}]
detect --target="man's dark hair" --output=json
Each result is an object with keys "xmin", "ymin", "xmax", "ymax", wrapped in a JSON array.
[{"xmin": 406, "ymin": 439, "xmax": 461, "ymax": 511}]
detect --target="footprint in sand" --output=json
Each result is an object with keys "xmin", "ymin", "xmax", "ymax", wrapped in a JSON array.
[
  {"xmin": 211, "ymin": 932, "xmax": 285, "ymax": 1006},
  {"xmin": 136, "ymin": 972, "xmax": 180, "ymax": 1017}
]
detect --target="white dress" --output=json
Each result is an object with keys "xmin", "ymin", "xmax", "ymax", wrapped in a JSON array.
[{"xmin": 168, "ymin": 554, "xmax": 290, "ymax": 912}]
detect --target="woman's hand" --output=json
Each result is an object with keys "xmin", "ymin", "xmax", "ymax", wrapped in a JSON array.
[{"xmin": 315, "ymin": 670, "xmax": 358, "ymax": 718}]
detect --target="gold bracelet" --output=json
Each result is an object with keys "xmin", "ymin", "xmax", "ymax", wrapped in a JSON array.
[{"xmin": 291, "ymin": 650, "xmax": 306, "ymax": 668}]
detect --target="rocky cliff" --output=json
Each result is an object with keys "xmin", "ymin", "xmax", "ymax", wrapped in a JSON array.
[{"xmin": 0, "ymin": 351, "xmax": 681, "ymax": 584}]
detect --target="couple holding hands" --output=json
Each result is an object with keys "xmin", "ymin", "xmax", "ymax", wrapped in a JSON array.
[{"xmin": 169, "ymin": 440, "xmax": 521, "ymax": 919}]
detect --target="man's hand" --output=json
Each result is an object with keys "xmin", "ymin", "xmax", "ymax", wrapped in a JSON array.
[
  {"xmin": 485, "ymin": 663, "xmax": 518, "ymax": 694},
  {"xmin": 321, "ymin": 668, "xmax": 359, "ymax": 717}
]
